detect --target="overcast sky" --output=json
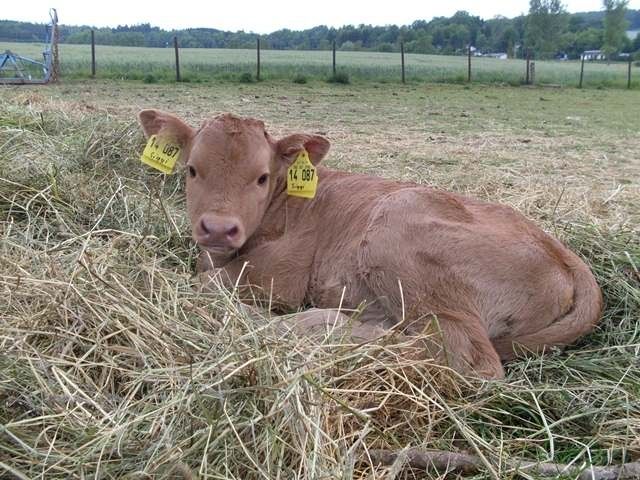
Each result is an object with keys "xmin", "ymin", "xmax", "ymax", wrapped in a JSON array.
[{"xmin": 3, "ymin": 0, "xmax": 640, "ymax": 33}]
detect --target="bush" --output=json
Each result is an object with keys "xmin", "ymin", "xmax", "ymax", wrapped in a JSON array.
[
  {"xmin": 142, "ymin": 74, "xmax": 157, "ymax": 84},
  {"xmin": 327, "ymin": 71, "xmax": 350, "ymax": 84},
  {"xmin": 292, "ymin": 73, "xmax": 307, "ymax": 84},
  {"xmin": 238, "ymin": 72, "xmax": 254, "ymax": 83}
]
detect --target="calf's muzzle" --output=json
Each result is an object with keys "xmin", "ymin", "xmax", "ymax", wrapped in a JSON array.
[{"xmin": 195, "ymin": 213, "xmax": 245, "ymax": 250}]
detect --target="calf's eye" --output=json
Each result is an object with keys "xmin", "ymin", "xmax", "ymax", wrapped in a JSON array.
[
  {"xmin": 257, "ymin": 173, "xmax": 269, "ymax": 185},
  {"xmin": 187, "ymin": 166, "xmax": 196, "ymax": 178}
]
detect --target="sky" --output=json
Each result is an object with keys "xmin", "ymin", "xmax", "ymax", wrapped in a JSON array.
[{"xmin": 3, "ymin": 0, "xmax": 640, "ymax": 33}]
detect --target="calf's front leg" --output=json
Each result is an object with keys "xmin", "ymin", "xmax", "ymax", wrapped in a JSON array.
[
  {"xmin": 274, "ymin": 308, "xmax": 388, "ymax": 343},
  {"xmin": 197, "ymin": 237, "xmax": 313, "ymax": 309}
]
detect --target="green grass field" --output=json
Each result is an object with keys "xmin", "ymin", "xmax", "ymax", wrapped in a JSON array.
[
  {"xmin": 1, "ymin": 41, "xmax": 638, "ymax": 88},
  {"xmin": 1, "ymin": 79, "xmax": 639, "ymax": 479}
]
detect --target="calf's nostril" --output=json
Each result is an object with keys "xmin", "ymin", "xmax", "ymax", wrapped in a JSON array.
[
  {"xmin": 226, "ymin": 225, "xmax": 239, "ymax": 238},
  {"xmin": 200, "ymin": 219, "xmax": 211, "ymax": 235}
]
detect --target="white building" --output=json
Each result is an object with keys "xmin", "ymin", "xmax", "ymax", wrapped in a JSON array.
[
  {"xmin": 484, "ymin": 52, "xmax": 508, "ymax": 60},
  {"xmin": 582, "ymin": 50, "xmax": 606, "ymax": 61}
]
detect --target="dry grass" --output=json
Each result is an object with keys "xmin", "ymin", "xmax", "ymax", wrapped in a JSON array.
[{"xmin": 1, "ymin": 81, "xmax": 639, "ymax": 479}]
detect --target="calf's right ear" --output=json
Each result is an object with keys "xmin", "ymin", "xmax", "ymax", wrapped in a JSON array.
[{"xmin": 137, "ymin": 109, "xmax": 195, "ymax": 146}]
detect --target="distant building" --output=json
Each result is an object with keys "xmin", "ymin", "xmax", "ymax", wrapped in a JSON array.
[
  {"xmin": 484, "ymin": 52, "xmax": 508, "ymax": 60},
  {"xmin": 582, "ymin": 50, "xmax": 605, "ymax": 61},
  {"xmin": 471, "ymin": 46, "xmax": 485, "ymax": 57}
]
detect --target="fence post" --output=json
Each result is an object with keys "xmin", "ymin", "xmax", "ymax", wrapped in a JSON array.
[
  {"xmin": 332, "ymin": 40, "xmax": 336, "ymax": 76},
  {"xmin": 525, "ymin": 49, "xmax": 531, "ymax": 85},
  {"xmin": 628, "ymin": 56, "xmax": 632, "ymax": 89},
  {"xmin": 256, "ymin": 37, "xmax": 261, "ymax": 81},
  {"xmin": 530, "ymin": 61, "xmax": 535, "ymax": 84},
  {"xmin": 467, "ymin": 44, "xmax": 472, "ymax": 82},
  {"xmin": 50, "ymin": 20, "xmax": 59, "ymax": 82},
  {"xmin": 173, "ymin": 36, "xmax": 181, "ymax": 82},
  {"xmin": 579, "ymin": 54, "xmax": 585, "ymax": 88},
  {"xmin": 401, "ymin": 42, "xmax": 405, "ymax": 84},
  {"xmin": 91, "ymin": 29, "xmax": 96, "ymax": 78}
]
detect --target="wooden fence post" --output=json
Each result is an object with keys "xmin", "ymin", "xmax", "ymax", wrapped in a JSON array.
[
  {"xmin": 467, "ymin": 44, "xmax": 472, "ymax": 82},
  {"xmin": 401, "ymin": 41, "xmax": 405, "ymax": 84},
  {"xmin": 628, "ymin": 56, "xmax": 632, "ymax": 89},
  {"xmin": 173, "ymin": 36, "xmax": 181, "ymax": 82},
  {"xmin": 530, "ymin": 61, "xmax": 535, "ymax": 84},
  {"xmin": 91, "ymin": 30, "xmax": 96, "ymax": 78},
  {"xmin": 579, "ymin": 54, "xmax": 585, "ymax": 88},
  {"xmin": 525, "ymin": 49, "xmax": 531, "ymax": 85},
  {"xmin": 332, "ymin": 40, "xmax": 336, "ymax": 76},
  {"xmin": 50, "ymin": 20, "xmax": 59, "ymax": 83},
  {"xmin": 256, "ymin": 37, "xmax": 261, "ymax": 81}
]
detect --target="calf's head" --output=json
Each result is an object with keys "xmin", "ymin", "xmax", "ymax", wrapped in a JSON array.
[{"xmin": 138, "ymin": 110, "xmax": 330, "ymax": 255}]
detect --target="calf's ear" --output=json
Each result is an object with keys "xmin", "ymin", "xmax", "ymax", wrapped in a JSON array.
[
  {"xmin": 276, "ymin": 134, "xmax": 330, "ymax": 166},
  {"xmin": 137, "ymin": 109, "xmax": 195, "ymax": 146}
]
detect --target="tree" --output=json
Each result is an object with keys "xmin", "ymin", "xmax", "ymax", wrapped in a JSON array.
[
  {"xmin": 501, "ymin": 27, "xmax": 518, "ymax": 57},
  {"xmin": 2, "ymin": 8, "xmax": 639, "ymax": 53},
  {"xmin": 446, "ymin": 24, "xmax": 470, "ymax": 51},
  {"xmin": 475, "ymin": 32, "xmax": 489, "ymax": 51},
  {"xmin": 602, "ymin": 0, "xmax": 629, "ymax": 58},
  {"xmin": 405, "ymin": 34, "xmax": 434, "ymax": 54},
  {"xmin": 525, "ymin": 0, "xmax": 569, "ymax": 58},
  {"xmin": 573, "ymin": 27, "xmax": 604, "ymax": 56},
  {"xmin": 569, "ymin": 14, "xmax": 588, "ymax": 32}
]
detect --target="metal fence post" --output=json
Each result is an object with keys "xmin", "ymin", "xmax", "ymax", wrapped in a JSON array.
[
  {"xmin": 256, "ymin": 37, "xmax": 261, "ymax": 81},
  {"xmin": 401, "ymin": 41, "xmax": 405, "ymax": 84},
  {"xmin": 91, "ymin": 30, "xmax": 96, "ymax": 78},
  {"xmin": 332, "ymin": 40, "xmax": 336, "ymax": 76},
  {"xmin": 468, "ymin": 44, "xmax": 472, "ymax": 82},
  {"xmin": 174, "ymin": 36, "xmax": 181, "ymax": 82}
]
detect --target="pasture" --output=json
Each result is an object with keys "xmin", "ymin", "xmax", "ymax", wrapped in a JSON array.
[
  {"xmin": 1, "ymin": 41, "xmax": 638, "ymax": 88},
  {"xmin": 1, "ymin": 79, "xmax": 639, "ymax": 479}
]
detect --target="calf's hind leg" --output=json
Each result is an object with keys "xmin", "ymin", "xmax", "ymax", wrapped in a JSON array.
[{"xmin": 410, "ymin": 311, "xmax": 505, "ymax": 380}]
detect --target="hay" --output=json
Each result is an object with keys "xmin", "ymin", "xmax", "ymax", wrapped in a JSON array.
[{"xmin": 1, "ymin": 83, "xmax": 639, "ymax": 479}]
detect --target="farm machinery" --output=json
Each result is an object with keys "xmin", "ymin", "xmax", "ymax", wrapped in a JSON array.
[{"xmin": 0, "ymin": 8, "xmax": 59, "ymax": 84}]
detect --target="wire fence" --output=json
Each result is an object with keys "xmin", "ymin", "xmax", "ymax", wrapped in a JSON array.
[{"xmin": 1, "ymin": 37, "xmax": 637, "ymax": 89}]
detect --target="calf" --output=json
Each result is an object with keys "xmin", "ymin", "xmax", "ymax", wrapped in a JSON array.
[{"xmin": 138, "ymin": 109, "xmax": 602, "ymax": 379}]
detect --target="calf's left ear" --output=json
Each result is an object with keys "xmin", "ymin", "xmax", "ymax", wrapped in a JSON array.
[
  {"xmin": 276, "ymin": 134, "xmax": 330, "ymax": 166},
  {"xmin": 137, "ymin": 109, "xmax": 195, "ymax": 147}
]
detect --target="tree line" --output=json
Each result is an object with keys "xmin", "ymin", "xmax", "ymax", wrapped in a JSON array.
[{"xmin": 1, "ymin": 3, "xmax": 639, "ymax": 60}]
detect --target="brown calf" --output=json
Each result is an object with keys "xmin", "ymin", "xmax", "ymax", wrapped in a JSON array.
[{"xmin": 138, "ymin": 109, "xmax": 602, "ymax": 379}]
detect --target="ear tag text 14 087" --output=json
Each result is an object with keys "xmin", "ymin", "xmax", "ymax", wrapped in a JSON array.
[
  {"xmin": 140, "ymin": 135, "xmax": 181, "ymax": 174},
  {"xmin": 287, "ymin": 150, "xmax": 317, "ymax": 199}
]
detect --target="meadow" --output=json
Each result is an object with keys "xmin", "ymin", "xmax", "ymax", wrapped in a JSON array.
[
  {"xmin": 1, "ymin": 41, "xmax": 638, "ymax": 88},
  {"xmin": 1, "ymin": 79, "xmax": 639, "ymax": 479}
]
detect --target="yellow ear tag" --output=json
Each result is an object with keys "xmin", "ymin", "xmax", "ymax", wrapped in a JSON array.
[
  {"xmin": 287, "ymin": 149, "xmax": 317, "ymax": 199},
  {"xmin": 140, "ymin": 135, "xmax": 181, "ymax": 174}
]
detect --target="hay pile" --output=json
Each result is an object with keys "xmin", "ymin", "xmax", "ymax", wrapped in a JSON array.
[{"xmin": 1, "ymin": 92, "xmax": 639, "ymax": 479}]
